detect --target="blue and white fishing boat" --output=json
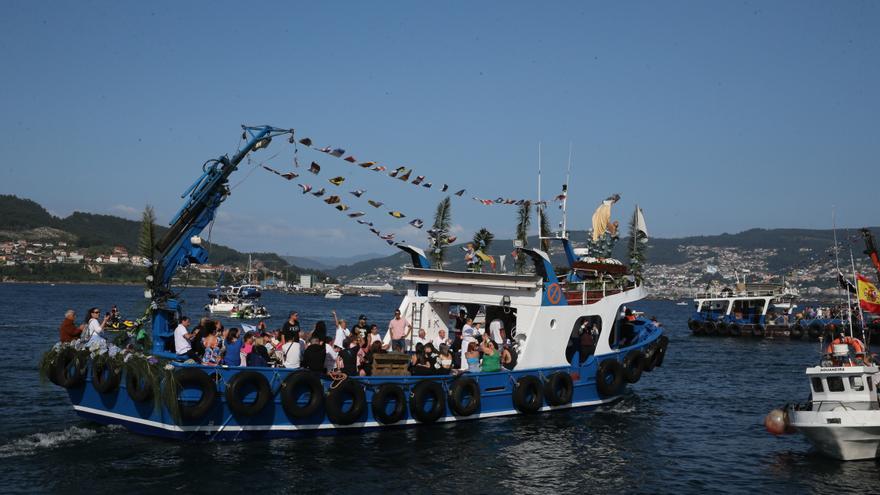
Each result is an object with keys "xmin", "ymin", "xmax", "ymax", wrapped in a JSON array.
[{"xmin": 43, "ymin": 126, "xmax": 667, "ymax": 440}]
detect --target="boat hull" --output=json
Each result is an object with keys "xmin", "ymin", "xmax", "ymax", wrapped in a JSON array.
[
  {"xmin": 61, "ymin": 336, "xmax": 664, "ymax": 441},
  {"xmin": 791, "ymin": 411, "xmax": 880, "ymax": 460}
]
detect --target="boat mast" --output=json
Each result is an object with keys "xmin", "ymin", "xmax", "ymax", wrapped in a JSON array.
[
  {"xmin": 850, "ymin": 248, "xmax": 867, "ymax": 344},
  {"xmin": 537, "ymin": 141, "xmax": 542, "ymax": 239},
  {"xmin": 832, "ymin": 208, "xmax": 853, "ymax": 338},
  {"xmin": 561, "ymin": 142, "xmax": 572, "ymax": 239}
]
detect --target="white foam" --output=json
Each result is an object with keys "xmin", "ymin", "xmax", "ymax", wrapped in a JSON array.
[{"xmin": 0, "ymin": 426, "xmax": 97, "ymax": 458}]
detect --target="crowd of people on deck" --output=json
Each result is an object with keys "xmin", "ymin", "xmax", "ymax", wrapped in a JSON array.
[{"xmin": 59, "ymin": 304, "xmax": 520, "ymax": 376}]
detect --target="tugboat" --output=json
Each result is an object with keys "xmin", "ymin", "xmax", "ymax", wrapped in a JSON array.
[
  {"xmin": 688, "ymin": 280, "xmax": 803, "ymax": 339},
  {"xmin": 40, "ymin": 125, "xmax": 667, "ymax": 440}
]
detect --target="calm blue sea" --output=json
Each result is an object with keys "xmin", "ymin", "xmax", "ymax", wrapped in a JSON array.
[{"xmin": 0, "ymin": 283, "xmax": 876, "ymax": 494}]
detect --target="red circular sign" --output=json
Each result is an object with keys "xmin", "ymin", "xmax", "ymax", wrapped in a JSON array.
[{"xmin": 546, "ymin": 283, "xmax": 562, "ymax": 304}]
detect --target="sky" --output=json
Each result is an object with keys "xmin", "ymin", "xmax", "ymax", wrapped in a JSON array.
[{"xmin": 1, "ymin": 1, "xmax": 878, "ymax": 258}]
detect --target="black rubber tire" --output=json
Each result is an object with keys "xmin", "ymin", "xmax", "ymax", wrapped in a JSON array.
[
  {"xmin": 54, "ymin": 348, "xmax": 86, "ymax": 389},
  {"xmin": 717, "ymin": 322, "xmax": 730, "ymax": 336},
  {"xmin": 125, "ymin": 365, "xmax": 153, "ymax": 403},
  {"xmin": 790, "ymin": 325, "xmax": 804, "ymax": 340},
  {"xmin": 596, "ymin": 359, "xmax": 624, "ymax": 397},
  {"xmin": 729, "ymin": 323, "xmax": 742, "ymax": 337},
  {"xmin": 687, "ymin": 319, "xmax": 700, "ymax": 332},
  {"xmin": 693, "ymin": 321, "xmax": 706, "ymax": 335},
  {"xmin": 704, "ymin": 321, "xmax": 718, "ymax": 335},
  {"xmin": 326, "ymin": 379, "xmax": 366, "ymax": 425},
  {"xmin": 225, "ymin": 371, "xmax": 272, "ymax": 417},
  {"xmin": 280, "ymin": 371, "xmax": 325, "ymax": 419},
  {"xmin": 448, "ymin": 377, "xmax": 481, "ymax": 416},
  {"xmin": 409, "ymin": 380, "xmax": 446, "ymax": 423},
  {"xmin": 175, "ymin": 367, "xmax": 217, "ymax": 421},
  {"xmin": 92, "ymin": 359, "xmax": 121, "ymax": 394},
  {"xmin": 653, "ymin": 336, "xmax": 669, "ymax": 368},
  {"xmin": 808, "ymin": 322, "xmax": 822, "ymax": 340},
  {"xmin": 752, "ymin": 325, "xmax": 765, "ymax": 338},
  {"xmin": 512, "ymin": 375, "xmax": 543, "ymax": 414},
  {"xmin": 543, "ymin": 372, "xmax": 574, "ymax": 406},
  {"xmin": 371, "ymin": 384, "xmax": 407, "ymax": 424},
  {"xmin": 622, "ymin": 351, "xmax": 647, "ymax": 383}
]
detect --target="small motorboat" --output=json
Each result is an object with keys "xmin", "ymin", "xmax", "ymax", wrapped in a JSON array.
[{"xmin": 324, "ymin": 288, "xmax": 343, "ymax": 299}]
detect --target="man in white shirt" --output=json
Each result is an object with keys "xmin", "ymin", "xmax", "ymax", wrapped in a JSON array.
[
  {"xmin": 489, "ymin": 318, "xmax": 505, "ymax": 347},
  {"xmin": 432, "ymin": 328, "xmax": 450, "ymax": 349},
  {"xmin": 174, "ymin": 316, "xmax": 197, "ymax": 359},
  {"xmin": 413, "ymin": 328, "xmax": 429, "ymax": 347}
]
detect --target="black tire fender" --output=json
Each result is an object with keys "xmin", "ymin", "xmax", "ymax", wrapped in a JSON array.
[
  {"xmin": 175, "ymin": 367, "xmax": 217, "ymax": 421},
  {"xmin": 409, "ymin": 380, "xmax": 446, "ymax": 423},
  {"xmin": 512, "ymin": 375, "xmax": 543, "ymax": 414},
  {"xmin": 448, "ymin": 377, "xmax": 481, "ymax": 416},
  {"xmin": 596, "ymin": 359, "xmax": 624, "ymax": 397},
  {"xmin": 325, "ymin": 379, "xmax": 366, "ymax": 425},
  {"xmin": 543, "ymin": 372, "xmax": 574, "ymax": 406},
  {"xmin": 371, "ymin": 383, "xmax": 407, "ymax": 424},
  {"xmin": 280, "ymin": 371, "xmax": 325, "ymax": 419},
  {"xmin": 225, "ymin": 371, "xmax": 272, "ymax": 417}
]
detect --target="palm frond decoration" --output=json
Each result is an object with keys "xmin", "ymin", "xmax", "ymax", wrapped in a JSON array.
[
  {"xmin": 472, "ymin": 227, "xmax": 494, "ymax": 252},
  {"xmin": 515, "ymin": 201, "xmax": 532, "ymax": 274},
  {"xmin": 537, "ymin": 206, "xmax": 551, "ymax": 252},
  {"xmin": 429, "ymin": 196, "xmax": 452, "ymax": 268},
  {"xmin": 139, "ymin": 205, "xmax": 157, "ymax": 261}
]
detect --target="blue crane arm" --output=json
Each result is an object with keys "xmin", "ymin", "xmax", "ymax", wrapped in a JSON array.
[{"xmin": 148, "ymin": 125, "xmax": 292, "ymax": 356}]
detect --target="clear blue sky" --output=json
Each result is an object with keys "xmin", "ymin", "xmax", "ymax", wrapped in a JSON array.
[{"xmin": 1, "ymin": 1, "xmax": 877, "ymax": 258}]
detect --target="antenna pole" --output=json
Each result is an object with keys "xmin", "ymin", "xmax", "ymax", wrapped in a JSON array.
[
  {"xmin": 850, "ymin": 248, "xmax": 866, "ymax": 343},
  {"xmin": 832, "ymin": 208, "xmax": 850, "ymax": 337},
  {"xmin": 537, "ymin": 141, "xmax": 542, "ymax": 239}
]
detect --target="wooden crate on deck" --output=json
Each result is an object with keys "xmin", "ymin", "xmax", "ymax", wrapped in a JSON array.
[{"xmin": 372, "ymin": 352, "xmax": 411, "ymax": 376}]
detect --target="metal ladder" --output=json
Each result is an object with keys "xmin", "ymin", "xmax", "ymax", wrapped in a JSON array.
[{"xmin": 409, "ymin": 301, "xmax": 424, "ymax": 351}]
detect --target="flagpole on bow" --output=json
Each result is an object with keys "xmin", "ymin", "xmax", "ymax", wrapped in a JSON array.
[
  {"xmin": 537, "ymin": 141, "xmax": 542, "ymax": 240},
  {"xmin": 561, "ymin": 142, "xmax": 572, "ymax": 239}
]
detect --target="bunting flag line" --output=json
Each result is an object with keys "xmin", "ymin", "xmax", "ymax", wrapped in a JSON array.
[
  {"xmin": 324, "ymin": 196, "xmax": 340, "ymax": 205},
  {"xmin": 412, "ymin": 175, "xmax": 424, "ymax": 185},
  {"xmin": 359, "ymin": 161, "xmax": 376, "ymax": 168},
  {"xmin": 368, "ymin": 200, "xmax": 384, "ymax": 208},
  {"xmin": 311, "ymin": 188, "xmax": 325, "ymax": 197},
  {"xmin": 330, "ymin": 148, "xmax": 345, "ymax": 158},
  {"xmin": 389, "ymin": 167, "xmax": 404, "ymax": 178},
  {"xmin": 350, "ymin": 189, "xmax": 365, "ymax": 197},
  {"xmin": 372, "ymin": 166, "xmax": 386, "ymax": 172},
  {"xmin": 299, "ymin": 184, "xmax": 312, "ymax": 194},
  {"xmin": 344, "ymin": 156, "xmax": 357, "ymax": 163},
  {"xmin": 409, "ymin": 219, "xmax": 424, "ymax": 229},
  {"xmin": 348, "ymin": 211, "xmax": 365, "ymax": 218},
  {"xmin": 336, "ymin": 204, "xmax": 349, "ymax": 211},
  {"xmin": 389, "ymin": 211, "xmax": 405, "ymax": 218},
  {"xmin": 398, "ymin": 170, "xmax": 412, "ymax": 181},
  {"xmin": 281, "ymin": 172, "xmax": 298, "ymax": 180},
  {"xmin": 329, "ymin": 176, "xmax": 345, "ymax": 186},
  {"xmin": 309, "ymin": 162, "xmax": 321, "ymax": 174}
]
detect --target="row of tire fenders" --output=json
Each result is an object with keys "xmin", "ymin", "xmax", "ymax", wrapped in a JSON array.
[
  {"xmin": 51, "ymin": 336, "xmax": 668, "ymax": 427},
  {"xmin": 688, "ymin": 319, "xmax": 833, "ymax": 339}
]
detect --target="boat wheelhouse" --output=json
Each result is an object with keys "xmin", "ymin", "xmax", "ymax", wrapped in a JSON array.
[{"xmin": 688, "ymin": 283, "xmax": 807, "ymax": 339}]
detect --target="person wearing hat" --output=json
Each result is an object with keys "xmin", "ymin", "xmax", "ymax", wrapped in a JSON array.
[{"xmin": 351, "ymin": 315, "xmax": 369, "ymax": 338}]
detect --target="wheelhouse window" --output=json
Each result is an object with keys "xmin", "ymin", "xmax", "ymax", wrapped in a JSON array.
[
  {"xmin": 827, "ymin": 376, "xmax": 845, "ymax": 392},
  {"xmin": 811, "ymin": 377, "xmax": 824, "ymax": 392},
  {"xmin": 868, "ymin": 376, "xmax": 874, "ymax": 392},
  {"xmin": 850, "ymin": 376, "xmax": 865, "ymax": 392},
  {"xmin": 568, "ymin": 316, "xmax": 601, "ymax": 364}
]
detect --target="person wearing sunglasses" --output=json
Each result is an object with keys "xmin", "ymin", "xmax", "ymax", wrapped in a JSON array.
[{"xmin": 82, "ymin": 307, "xmax": 109, "ymax": 342}]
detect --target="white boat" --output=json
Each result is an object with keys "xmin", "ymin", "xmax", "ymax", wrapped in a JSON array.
[
  {"xmin": 358, "ymin": 292, "xmax": 381, "ymax": 298},
  {"xmin": 786, "ymin": 343, "xmax": 880, "ymax": 460},
  {"xmin": 324, "ymin": 288, "xmax": 343, "ymax": 299},
  {"xmin": 675, "ymin": 301, "xmax": 688, "ymax": 306}
]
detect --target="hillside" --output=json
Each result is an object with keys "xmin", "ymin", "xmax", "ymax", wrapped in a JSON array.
[{"xmin": 0, "ymin": 194, "xmax": 330, "ymax": 280}]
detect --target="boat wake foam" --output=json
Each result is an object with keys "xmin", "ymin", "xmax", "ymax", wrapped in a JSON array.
[{"xmin": 0, "ymin": 426, "xmax": 99, "ymax": 458}]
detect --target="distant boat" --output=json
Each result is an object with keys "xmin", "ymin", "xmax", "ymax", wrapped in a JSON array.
[
  {"xmin": 675, "ymin": 301, "xmax": 688, "ymax": 306},
  {"xmin": 324, "ymin": 288, "xmax": 343, "ymax": 299},
  {"xmin": 358, "ymin": 292, "xmax": 381, "ymax": 298}
]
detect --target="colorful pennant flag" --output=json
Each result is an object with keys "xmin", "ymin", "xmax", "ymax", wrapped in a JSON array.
[
  {"xmin": 329, "ymin": 176, "xmax": 345, "ymax": 186},
  {"xmin": 344, "ymin": 156, "xmax": 357, "ymax": 163},
  {"xmin": 372, "ymin": 166, "xmax": 386, "ymax": 172},
  {"xmin": 299, "ymin": 138, "xmax": 313, "ymax": 146},
  {"xmin": 281, "ymin": 172, "xmax": 299, "ymax": 180},
  {"xmin": 336, "ymin": 204, "xmax": 349, "ymax": 211},
  {"xmin": 369, "ymin": 228, "xmax": 380, "ymax": 235},
  {"xmin": 348, "ymin": 211, "xmax": 365, "ymax": 218},
  {"xmin": 389, "ymin": 167, "xmax": 405, "ymax": 178},
  {"xmin": 359, "ymin": 161, "xmax": 376, "ymax": 168},
  {"xmin": 380, "ymin": 233, "xmax": 395, "ymax": 240},
  {"xmin": 309, "ymin": 162, "xmax": 321, "ymax": 174},
  {"xmin": 368, "ymin": 200, "xmax": 384, "ymax": 208},
  {"xmin": 299, "ymin": 184, "xmax": 312, "ymax": 194},
  {"xmin": 350, "ymin": 189, "xmax": 365, "ymax": 197},
  {"xmin": 330, "ymin": 148, "xmax": 345, "ymax": 158},
  {"xmin": 261, "ymin": 165, "xmax": 280, "ymax": 175},
  {"xmin": 454, "ymin": 189, "xmax": 465, "ymax": 196},
  {"xmin": 409, "ymin": 219, "xmax": 424, "ymax": 229},
  {"xmin": 357, "ymin": 220, "xmax": 374, "ymax": 226},
  {"xmin": 398, "ymin": 170, "xmax": 412, "ymax": 181},
  {"xmin": 412, "ymin": 175, "xmax": 425, "ymax": 185},
  {"xmin": 442, "ymin": 184, "xmax": 449, "ymax": 192},
  {"xmin": 324, "ymin": 196, "xmax": 341, "ymax": 205},
  {"xmin": 311, "ymin": 188, "xmax": 325, "ymax": 197},
  {"xmin": 389, "ymin": 211, "xmax": 405, "ymax": 218},
  {"xmin": 422, "ymin": 182, "xmax": 432, "ymax": 188}
]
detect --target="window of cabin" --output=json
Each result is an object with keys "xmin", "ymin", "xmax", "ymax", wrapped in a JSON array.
[
  {"xmin": 868, "ymin": 376, "xmax": 874, "ymax": 392},
  {"xmin": 850, "ymin": 376, "xmax": 865, "ymax": 392},
  {"xmin": 827, "ymin": 376, "xmax": 845, "ymax": 392},
  {"xmin": 811, "ymin": 377, "xmax": 824, "ymax": 392}
]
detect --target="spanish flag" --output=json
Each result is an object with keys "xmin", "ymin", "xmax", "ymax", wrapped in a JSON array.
[{"xmin": 857, "ymin": 274, "xmax": 880, "ymax": 314}]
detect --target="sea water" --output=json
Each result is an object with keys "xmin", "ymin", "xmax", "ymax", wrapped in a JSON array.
[{"xmin": 0, "ymin": 283, "xmax": 876, "ymax": 494}]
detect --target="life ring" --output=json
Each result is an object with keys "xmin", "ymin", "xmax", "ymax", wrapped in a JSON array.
[
  {"xmin": 448, "ymin": 377, "xmax": 481, "ymax": 416},
  {"xmin": 543, "ymin": 372, "xmax": 574, "ymax": 406},
  {"xmin": 704, "ymin": 321, "xmax": 718, "ymax": 335},
  {"xmin": 371, "ymin": 383, "xmax": 407, "ymax": 424},
  {"xmin": 596, "ymin": 359, "xmax": 624, "ymax": 397},
  {"xmin": 92, "ymin": 359, "xmax": 121, "ymax": 394},
  {"xmin": 687, "ymin": 319, "xmax": 700, "ymax": 332},
  {"xmin": 280, "ymin": 371, "xmax": 325, "ymax": 419},
  {"xmin": 808, "ymin": 322, "xmax": 822, "ymax": 340},
  {"xmin": 53, "ymin": 347, "xmax": 86, "ymax": 389},
  {"xmin": 790, "ymin": 324, "xmax": 804, "ymax": 340},
  {"xmin": 409, "ymin": 380, "xmax": 446, "ymax": 423},
  {"xmin": 125, "ymin": 365, "xmax": 153, "ymax": 403},
  {"xmin": 751, "ymin": 325, "xmax": 765, "ymax": 338},
  {"xmin": 622, "ymin": 351, "xmax": 647, "ymax": 383},
  {"xmin": 175, "ymin": 367, "xmax": 217, "ymax": 421},
  {"xmin": 326, "ymin": 379, "xmax": 366, "ymax": 425},
  {"xmin": 717, "ymin": 322, "xmax": 730, "ymax": 336},
  {"xmin": 729, "ymin": 323, "xmax": 742, "ymax": 337},
  {"xmin": 512, "ymin": 375, "xmax": 543, "ymax": 414},
  {"xmin": 225, "ymin": 371, "xmax": 272, "ymax": 417}
]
